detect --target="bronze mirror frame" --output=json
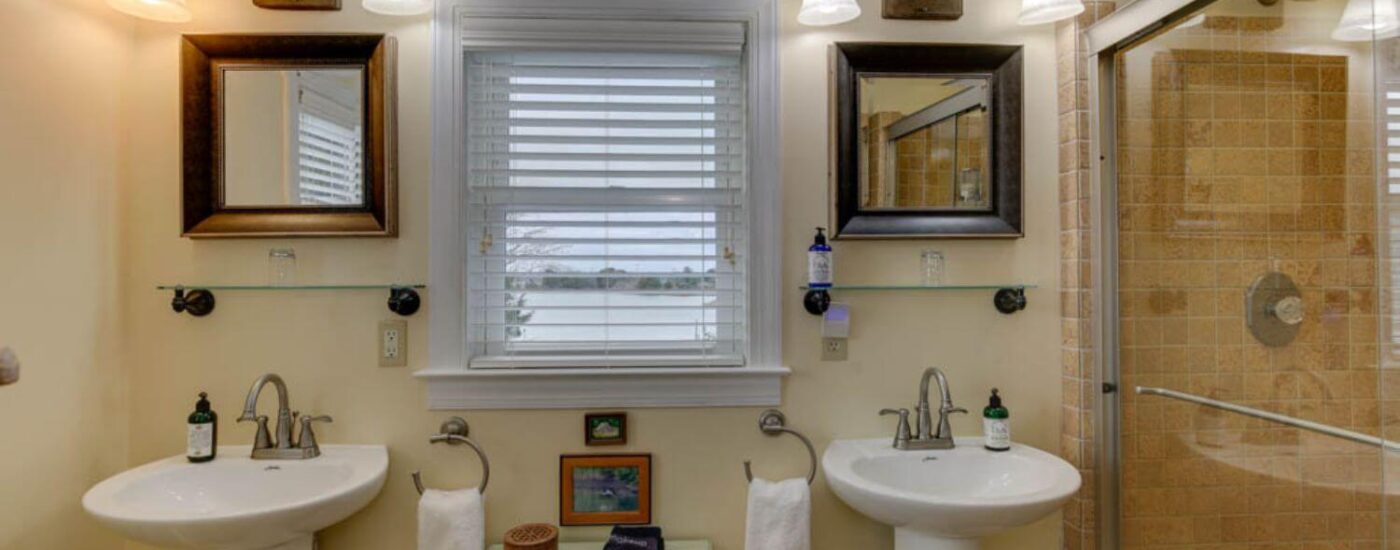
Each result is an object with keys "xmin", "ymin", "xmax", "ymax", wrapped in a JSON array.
[
  {"xmin": 830, "ymin": 42, "xmax": 1023, "ymax": 239},
  {"xmin": 181, "ymin": 33, "xmax": 397, "ymax": 238}
]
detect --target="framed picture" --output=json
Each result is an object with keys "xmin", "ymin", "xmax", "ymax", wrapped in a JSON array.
[
  {"xmin": 585, "ymin": 412, "xmax": 628, "ymax": 446},
  {"xmin": 560, "ymin": 454, "xmax": 652, "ymax": 526}
]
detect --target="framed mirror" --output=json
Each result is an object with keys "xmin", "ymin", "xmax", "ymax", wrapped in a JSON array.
[
  {"xmin": 181, "ymin": 34, "xmax": 396, "ymax": 238},
  {"xmin": 830, "ymin": 43, "xmax": 1022, "ymax": 238}
]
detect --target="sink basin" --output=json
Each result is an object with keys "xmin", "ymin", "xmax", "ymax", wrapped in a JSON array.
[
  {"xmin": 823, "ymin": 438, "xmax": 1080, "ymax": 550},
  {"xmin": 83, "ymin": 445, "xmax": 387, "ymax": 550}
]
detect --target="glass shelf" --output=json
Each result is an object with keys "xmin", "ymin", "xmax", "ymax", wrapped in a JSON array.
[
  {"xmin": 799, "ymin": 284, "xmax": 1034, "ymax": 315},
  {"xmin": 157, "ymin": 284, "xmax": 426, "ymax": 291},
  {"xmin": 798, "ymin": 284, "xmax": 1035, "ymax": 291},
  {"xmin": 157, "ymin": 284, "xmax": 426, "ymax": 318}
]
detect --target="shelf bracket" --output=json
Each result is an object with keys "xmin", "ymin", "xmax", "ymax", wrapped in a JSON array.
[
  {"xmin": 993, "ymin": 288, "xmax": 1027, "ymax": 314},
  {"xmin": 388, "ymin": 287, "xmax": 422, "ymax": 317},
  {"xmin": 171, "ymin": 287, "xmax": 216, "ymax": 317}
]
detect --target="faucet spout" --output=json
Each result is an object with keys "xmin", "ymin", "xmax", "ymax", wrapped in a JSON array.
[{"xmin": 240, "ymin": 373, "xmax": 293, "ymax": 449}]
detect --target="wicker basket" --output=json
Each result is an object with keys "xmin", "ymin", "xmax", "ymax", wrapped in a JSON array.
[{"xmin": 503, "ymin": 523, "xmax": 559, "ymax": 550}]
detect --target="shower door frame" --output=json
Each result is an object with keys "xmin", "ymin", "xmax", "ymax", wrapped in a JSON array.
[{"xmin": 1084, "ymin": 1, "xmax": 1230, "ymax": 547}]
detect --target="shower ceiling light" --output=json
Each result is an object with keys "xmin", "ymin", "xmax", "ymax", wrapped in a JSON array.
[
  {"xmin": 1017, "ymin": 0, "xmax": 1085, "ymax": 25},
  {"xmin": 1332, "ymin": 0, "xmax": 1400, "ymax": 41},
  {"xmin": 798, "ymin": 0, "xmax": 862, "ymax": 26},
  {"xmin": 106, "ymin": 0, "xmax": 192, "ymax": 22},
  {"xmin": 362, "ymin": 0, "xmax": 433, "ymax": 16}
]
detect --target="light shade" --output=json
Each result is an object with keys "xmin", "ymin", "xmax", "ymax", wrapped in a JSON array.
[
  {"xmin": 105, "ymin": 0, "xmax": 191, "ymax": 23},
  {"xmin": 363, "ymin": 0, "xmax": 433, "ymax": 16},
  {"xmin": 1332, "ymin": 0, "xmax": 1400, "ymax": 41},
  {"xmin": 798, "ymin": 0, "xmax": 862, "ymax": 26},
  {"xmin": 1017, "ymin": 0, "xmax": 1085, "ymax": 25}
]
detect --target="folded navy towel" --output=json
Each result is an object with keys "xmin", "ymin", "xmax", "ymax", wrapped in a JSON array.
[{"xmin": 604, "ymin": 526, "xmax": 664, "ymax": 550}]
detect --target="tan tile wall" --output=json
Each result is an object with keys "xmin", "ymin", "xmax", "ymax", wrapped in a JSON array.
[
  {"xmin": 1112, "ymin": 18, "xmax": 1382, "ymax": 550},
  {"xmin": 1059, "ymin": 5, "xmax": 1119, "ymax": 549}
]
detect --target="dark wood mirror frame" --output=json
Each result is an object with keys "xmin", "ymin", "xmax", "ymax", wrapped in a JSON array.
[
  {"xmin": 830, "ymin": 42, "xmax": 1023, "ymax": 239},
  {"xmin": 181, "ymin": 33, "xmax": 397, "ymax": 238}
]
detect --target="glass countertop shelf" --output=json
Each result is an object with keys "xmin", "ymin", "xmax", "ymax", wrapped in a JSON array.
[
  {"xmin": 799, "ymin": 284, "xmax": 1035, "ymax": 291},
  {"xmin": 157, "ymin": 284, "xmax": 426, "ymax": 291}
]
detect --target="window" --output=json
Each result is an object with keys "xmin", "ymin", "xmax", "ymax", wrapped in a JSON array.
[
  {"xmin": 465, "ymin": 50, "xmax": 747, "ymax": 369},
  {"xmin": 422, "ymin": 3, "xmax": 783, "ymax": 409}
]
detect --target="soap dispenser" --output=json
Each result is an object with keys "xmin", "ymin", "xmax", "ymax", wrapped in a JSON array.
[
  {"xmin": 187, "ymin": 392, "xmax": 217, "ymax": 463},
  {"xmin": 804, "ymin": 227, "xmax": 833, "ymax": 314},
  {"xmin": 983, "ymin": 388, "xmax": 1010, "ymax": 452}
]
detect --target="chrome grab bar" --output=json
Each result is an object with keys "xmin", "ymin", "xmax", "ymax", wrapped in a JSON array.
[
  {"xmin": 1135, "ymin": 386, "xmax": 1400, "ymax": 452},
  {"xmin": 743, "ymin": 409, "xmax": 818, "ymax": 485},
  {"xmin": 413, "ymin": 416, "xmax": 490, "ymax": 495}
]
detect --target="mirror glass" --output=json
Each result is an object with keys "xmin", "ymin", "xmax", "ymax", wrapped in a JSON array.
[
  {"xmin": 222, "ymin": 68, "xmax": 365, "ymax": 208},
  {"xmin": 858, "ymin": 75, "xmax": 991, "ymax": 211}
]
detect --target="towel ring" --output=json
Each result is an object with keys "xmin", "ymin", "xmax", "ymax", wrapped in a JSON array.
[
  {"xmin": 743, "ymin": 409, "xmax": 817, "ymax": 485},
  {"xmin": 412, "ymin": 417, "xmax": 490, "ymax": 495}
]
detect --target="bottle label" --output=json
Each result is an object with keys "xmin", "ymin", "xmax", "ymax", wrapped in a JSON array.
[
  {"xmin": 983, "ymin": 418, "xmax": 1011, "ymax": 450},
  {"xmin": 808, "ymin": 251, "xmax": 832, "ymax": 288},
  {"xmin": 188, "ymin": 423, "xmax": 213, "ymax": 458}
]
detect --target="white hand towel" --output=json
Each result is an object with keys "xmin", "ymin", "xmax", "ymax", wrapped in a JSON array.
[
  {"xmin": 418, "ymin": 488, "xmax": 484, "ymax": 550},
  {"xmin": 745, "ymin": 478, "xmax": 811, "ymax": 550}
]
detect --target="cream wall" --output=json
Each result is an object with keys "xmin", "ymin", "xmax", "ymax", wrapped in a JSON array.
[
  {"xmin": 112, "ymin": 1, "xmax": 1062, "ymax": 550},
  {"xmin": 0, "ymin": 1, "xmax": 132, "ymax": 549}
]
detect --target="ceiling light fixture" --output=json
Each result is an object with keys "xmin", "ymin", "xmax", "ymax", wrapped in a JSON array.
[
  {"xmin": 1332, "ymin": 0, "xmax": 1400, "ymax": 41},
  {"xmin": 1017, "ymin": 0, "xmax": 1085, "ymax": 25},
  {"xmin": 106, "ymin": 0, "xmax": 192, "ymax": 22},
  {"xmin": 362, "ymin": 0, "xmax": 433, "ymax": 16},
  {"xmin": 798, "ymin": 0, "xmax": 862, "ymax": 26}
]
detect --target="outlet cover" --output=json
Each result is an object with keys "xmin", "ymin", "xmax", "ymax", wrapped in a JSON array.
[
  {"xmin": 378, "ymin": 320, "xmax": 407, "ymax": 367},
  {"xmin": 821, "ymin": 337, "xmax": 848, "ymax": 361}
]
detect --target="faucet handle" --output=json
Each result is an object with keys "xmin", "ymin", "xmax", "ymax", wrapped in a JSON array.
[
  {"xmin": 237, "ymin": 415, "xmax": 273, "ymax": 450},
  {"xmin": 942, "ymin": 405, "xmax": 968, "ymax": 415},
  {"xmin": 297, "ymin": 415, "xmax": 333, "ymax": 450},
  {"xmin": 879, "ymin": 408, "xmax": 912, "ymax": 447}
]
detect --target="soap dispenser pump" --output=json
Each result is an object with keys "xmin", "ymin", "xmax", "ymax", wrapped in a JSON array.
[
  {"xmin": 983, "ymin": 388, "xmax": 1010, "ymax": 452},
  {"xmin": 187, "ymin": 392, "xmax": 217, "ymax": 463},
  {"xmin": 804, "ymin": 227, "xmax": 833, "ymax": 314}
]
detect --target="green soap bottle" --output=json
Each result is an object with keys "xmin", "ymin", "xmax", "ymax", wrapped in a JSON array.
[
  {"xmin": 187, "ymin": 392, "xmax": 217, "ymax": 463},
  {"xmin": 983, "ymin": 388, "xmax": 1011, "ymax": 452}
]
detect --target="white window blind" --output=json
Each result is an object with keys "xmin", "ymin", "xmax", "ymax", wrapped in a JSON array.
[
  {"xmin": 290, "ymin": 70, "xmax": 364, "ymax": 206},
  {"xmin": 464, "ymin": 43, "xmax": 748, "ymax": 369}
]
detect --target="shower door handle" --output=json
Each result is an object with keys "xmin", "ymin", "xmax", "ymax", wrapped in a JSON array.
[{"xmin": 1135, "ymin": 386, "xmax": 1400, "ymax": 452}]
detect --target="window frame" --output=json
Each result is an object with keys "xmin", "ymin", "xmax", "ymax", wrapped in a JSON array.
[{"xmin": 418, "ymin": 0, "xmax": 785, "ymax": 410}]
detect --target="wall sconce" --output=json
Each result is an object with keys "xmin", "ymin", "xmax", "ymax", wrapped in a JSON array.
[
  {"xmin": 363, "ymin": 0, "xmax": 433, "ymax": 15},
  {"xmin": 1332, "ymin": 0, "xmax": 1399, "ymax": 41},
  {"xmin": 798, "ymin": 0, "xmax": 862, "ymax": 26},
  {"xmin": 106, "ymin": 0, "xmax": 192, "ymax": 22},
  {"xmin": 1017, "ymin": 0, "xmax": 1084, "ymax": 25}
]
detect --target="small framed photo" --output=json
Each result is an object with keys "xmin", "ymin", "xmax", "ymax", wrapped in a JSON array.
[
  {"xmin": 585, "ymin": 412, "xmax": 628, "ymax": 446},
  {"xmin": 560, "ymin": 454, "xmax": 652, "ymax": 526}
]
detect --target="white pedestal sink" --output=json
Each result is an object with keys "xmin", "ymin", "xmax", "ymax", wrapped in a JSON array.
[
  {"xmin": 83, "ymin": 445, "xmax": 387, "ymax": 550},
  {"xmin": 823, "ymin": 438, "xmax": 1080, "ymax": 550}
]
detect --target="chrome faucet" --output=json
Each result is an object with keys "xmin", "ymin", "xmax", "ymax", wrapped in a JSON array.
[
  {"xmin": 237, "ymin": 373, "xmax": 332, "ymax": 459},
  {"xmin": 880, "ymin": 367, "xmax": 966, "ymax": 450}
]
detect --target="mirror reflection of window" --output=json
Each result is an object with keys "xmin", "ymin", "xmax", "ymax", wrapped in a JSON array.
[
  {"xmin": 222, "ymin": 68, "xmax": 364, "ymax": 208},
  {"xmin": 857, "ymin": 76, "xmax": 992, "ymax": 211}
]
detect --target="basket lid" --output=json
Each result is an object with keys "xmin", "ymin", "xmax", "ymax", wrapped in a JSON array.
[{"xmin": 504, "ymin": 523, "xmax": 559, "ymax": 545}]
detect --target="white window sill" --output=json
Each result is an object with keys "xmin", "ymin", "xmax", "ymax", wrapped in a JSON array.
[{"xmin": 413, "ymin": 365, "xmax": 789, "ymax": 410}]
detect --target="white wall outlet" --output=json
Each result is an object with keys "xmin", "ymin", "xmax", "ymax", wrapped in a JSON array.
[
  {"xmin": 378, "ymin": 320, "xmax": 407, "ymax": 367},
  {"xmin": 821, "ymin": 337, "xmax": 848, "ymax": 361}
]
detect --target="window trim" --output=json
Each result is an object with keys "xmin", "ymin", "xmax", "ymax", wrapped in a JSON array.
[{"xmin": 419, "ymin": 0, "xmax": 785, "ymax": 410}]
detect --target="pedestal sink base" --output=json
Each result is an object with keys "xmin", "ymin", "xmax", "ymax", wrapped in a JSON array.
[
  {"xmin": 895, "ymin": 527, "xmax": 979, "ymax": 550},
  {"xmin": 266, "ymin": 535, "xmax": 314, "ymax": 550}
]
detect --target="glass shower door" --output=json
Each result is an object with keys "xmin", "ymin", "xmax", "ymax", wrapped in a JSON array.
[{"xmin": 1110, "ymin": 0, "xmax": 1389, "ymax": 546}]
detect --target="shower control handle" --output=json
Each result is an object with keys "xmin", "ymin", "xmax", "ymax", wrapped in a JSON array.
[{"xmin": 1269, "ymin": 296, "xmax": 1304, "ymax": 326}]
